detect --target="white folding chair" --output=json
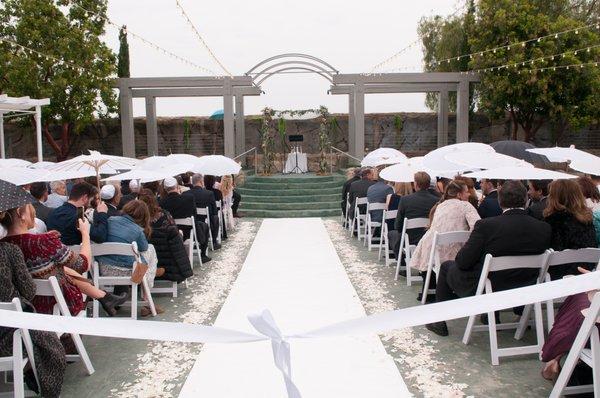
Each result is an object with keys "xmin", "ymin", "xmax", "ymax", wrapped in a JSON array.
[
  {"xmin": 365, "ymin": 203, "xmax": 387, "ymax": 251},
  {"xmin": 550, "ymin": 291, "xmax": 600, "ymax": 398},
  {"xmin": 174, "ymin": 217, "xmax": 202, "ymax": 267},
  {"xmin": 91, "ymin": 242, "xmax": 157, "ymax": 320},
  {"xmin": 216, "ymin": 200, "xmax": 223, "ymax": 243},
  {"xmin": 0, "ymin": 298, "xmax": 38, "ymax": 398},
  {"xmin": 394, "ymin": 217, "xmax": 429, "ymax": 285},
  {"xmin": 344, "ymin": 193, "xmax": 351, "ymax": 229},
  {"xmin": 33, "ymin": 276, "xmax": 95, "ymax": 374},
  {"xmin": 378, "ymin": 209, "xmax": 398, "ymax": 266},
  {"xmin": 196, "ymin": 207, "xmax": 214, "ymax": 251},
  {"xmin": 462, "ymin": 252, "xmax": 550, "ymax": 365},
  {"xmin": 350, "ymin": 197, "xmax": 368, "ymax": 240},
  {"xmin": 421, "ymin": 230, "xmax": 471, "ymax": 305}
]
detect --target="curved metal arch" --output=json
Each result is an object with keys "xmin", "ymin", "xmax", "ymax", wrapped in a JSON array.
[
  {"xmin": 246, "ymin": 53, "xmax": 339, "ymax": 75},
  {"xmin": 251, "ymin": 60, "xmax": 335, "ymax": 81},
  {"xmin": 255, "ymin": 67, "xmax": 334, "ymax": 86}
]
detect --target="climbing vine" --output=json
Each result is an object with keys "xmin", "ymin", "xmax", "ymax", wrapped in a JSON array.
[
  {"xmin": 317, "ymin": 106, "xmax": 333, "ymax": 174},
  {"xmin": 259, "ymin": 107, "xmax": 276, "ymax": 175},
  {"xmin": 183, "ymin": 119, "xmax": 192, "ymax": 152}
]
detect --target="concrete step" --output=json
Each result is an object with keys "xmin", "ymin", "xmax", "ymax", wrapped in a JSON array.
[
  {"xmin": 236, "ymin": 187, "xmax": 342, "ymax": 196},
  {"xmin": 250, "ymin": 174, "xmax": 345, "ymax": 183},
  {"xmin": 240, "ymin": 201, "xmax": 340, "ymax": 211},
  {"xmin": 240, "ymin": 194, "xmax": 341, "ymax": 203},
  {"xmin": 243, "ymin": 181, "xmax": 344, "ymax": 190},
  {"xmin": 239, "ymin": 208, "xmax": 342, "ymax": 218}
]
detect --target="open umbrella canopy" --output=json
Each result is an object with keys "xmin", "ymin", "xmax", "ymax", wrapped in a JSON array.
[
  {"xmin": 569, "ymin": 158, "xmax": 600, "ymax": 176},
  {"xmin": 462, "ymin": 166, "xmax": 576, "ymax": 180},
  {"xmin": 361, "ymin": 148, "xmax": 407, "ymax": 167},
  {"xmin": 0, "ymin": 158, "xmax": 32, "ymax": 168},
  {"xmin": 28, "ymin": 161, "xmax": 56, "ymax": 169},
  {"xmin": 0, "ymin": 179, "xmax": 35, "ymax": 212},
  {"xmin": 379, "ymin": 157, "xmax": 429, "ymax": 183},
  {"xmin": 423, "ymin": 143, "xmax": 493, "ymax": 176},
  {"xmin": 0, "ymin": 167, "xmax": 51, "ymax": 186},
  {"xmin": 490, "ymin": 140, "xmax": 549, "ymax": 165},
  {"xmin": 46, "ymin": 151, "xmax": 138, "ymax": 175},
  {"xmin": 195, "ymin": 155, "xmax": 241, "ymax": 176},
  {"xmin": 210, "ymin": 109, "xmax": 224, "ymax": 120},
  {"xmin": 102, "ymin": 169, "xmax": 177, "ymax": 184},
  {"xmin": 526, "ymin": 146, "xmax": 598, "ymax": 163},
  {"xmin": 445, "ymin": 151, "xmax": 533, "ymax": 170}
]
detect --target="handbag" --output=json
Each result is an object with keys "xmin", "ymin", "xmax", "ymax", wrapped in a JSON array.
[{"xmin": 130, "ymin": 262, "xmax": 149, "ymax": 284}]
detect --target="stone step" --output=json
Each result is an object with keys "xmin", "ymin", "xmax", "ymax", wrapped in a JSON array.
[
  {"xmin": 236, "ymin": 187, "xmax": 342, "ymax": 196},
  {"xmin": 240, "ymin": 194, "xmax": 341, "ymax": 203},
  {"xmin": 250, "ymin": 174, "xmax": 345, "ymax": 183},
  {"xmin": 239, "ymin": 208, "xmax": 342, "ymax": 218},
  {"xmin": 242, "ymin": 181, "xmax": 344, "ymax": 190},
  {"xmin": 239, "ymin": 201, "xmax": 340, "ymax": 211}
]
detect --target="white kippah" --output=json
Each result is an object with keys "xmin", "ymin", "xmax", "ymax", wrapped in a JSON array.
[
  {"xmin": 163, "ymin": 177, "xmax": 178, "ymax": 189},
  {"xmin": 100, "ymin": 184, "xmax": 116, "ymax": 200},
  {"xmin": 129, "ymin": 180, "xmax": 140, "ymax": 190}
]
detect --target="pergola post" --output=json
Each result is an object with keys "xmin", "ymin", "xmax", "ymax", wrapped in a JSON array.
[
  {"xmin": 234, "ymin": 94, "xmax": 245, "ymax": 156},
  {"xmin": 353, "ymin": 83, "xmax": 365, "ymax": 159},
  {"xmin": 35, "ymin": 105, "xmax": 43, "ymax": 161},
  {"xmin": 437, "ymin": 91, "xmax": 449, "ymax": 148},
  {"xmin": 120, "ymin": 82, "xmax": 136, "ymax": 157},
  {"xmin": 223, "ymin": 78, "xmax": 235, "ymax": 158},
  {"xmin": 456, "ymin": 80, "xmax": 469, "ymax": 143},
  {"xmin": 145, "ymin": 97, "xmax": 158, "ymax": 156},
  {"xmin": 348, "ymin": 92, "xmax": 355, "ymax": 157},
  {"xmin": 0, "ymin": 114, "xmax": 4, "ymax": 159}
]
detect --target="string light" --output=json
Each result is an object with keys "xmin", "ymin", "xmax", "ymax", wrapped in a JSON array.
[
  {"xmin": 0, "ymin": 37, "xmax": 86, "ymax": 73},
  {"xmin": 173, "ymin": 0, "xmax": 232, "ymax": 76}
]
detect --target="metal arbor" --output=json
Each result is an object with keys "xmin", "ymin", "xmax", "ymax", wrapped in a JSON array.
[{"xmin": 116, "ymin": 53, "xmax": 479, "ymax": 159}]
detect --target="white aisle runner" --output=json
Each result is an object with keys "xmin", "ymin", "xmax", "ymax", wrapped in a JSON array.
[{"xmin": 180, "ymin": 218, "xmax": 408, "ymax": 397}]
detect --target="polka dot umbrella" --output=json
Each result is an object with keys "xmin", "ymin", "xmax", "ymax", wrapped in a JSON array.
[{"xmin": 0, "ymin": 179, "xmax": 35, "ymax": 212}]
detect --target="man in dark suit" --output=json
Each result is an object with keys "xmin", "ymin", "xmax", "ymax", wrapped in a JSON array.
[
  {"xmin": 526, "ymin": 179, "xmax": 551, "ymax": 220},
  {"xmin": 426, "ymin": 180, "xmax": 552, "ymax": 336},
  {"xmin": 348, "ymin": 168, "xmax": 377, "ymax": 226},
  {"xmin": 389, "ymin": 172, "xmax": 439, "ymax": 258},
  {"xmin": 341, "ymin": 168, "xmax": 361, "ymax": 220},
  {"xmin": 29, "ymin": 182, "xmax": 52, "ymax": 223},
  {"xmin": 477, "ymin": 179, "xmax": 502, "ymax": 218},
  {"xmin": 160, "ymin": 177, "xmax": 211, "ymax": 263},
  {"xmin": 100, "ymin": 184, "xmax": 122, "ymax": 217},
  {"xmin": 119, "ymin": 180, "xmax": 140, "ymax": 209},
  {"xmin": 183, "ymin": 174, "xmax": 221, "ymax": 250}
]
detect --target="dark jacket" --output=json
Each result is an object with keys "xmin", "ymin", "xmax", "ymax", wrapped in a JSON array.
[
  {"xmin": 348, "ymin": 179, "xmax": 376, "ymax": 218},
  {"xmin": 32, "ymin": 200, "xmax": 52, "ymax": 223},
  {"xmin": 106, "ymin": 203, "xmax": 121, "ymax": 217},
  {"xmin": 477, "ymin": 190, "xmax": 502, "ymax": 219},
  {"xmin": 544, "ymin": 210, "xmax": 598, "ymax": 279},
  {"xmin": 526, "ymin": 196, "xmax": 548, "ymax": 220},
  {"xmin": 341, "ymin": 176, "xmax": 360, "ymax": 214},
  {"xmin": 46, "ymin": 202, "xmax": 108, "ymax": 245},
  {"xmin": 118, "ymin": 193, "xmax": 137, "ymax": 210},
  {"xmin": 448, "ymin": 209, "xmax": 552, "ymax": 297},
  {"xmin": 160, "ymin": 192, "xmax": 196, "ymax": 240},
  {"xmin": 394, "ymin": 189, "xmax": 439, "ymax": 243},
  {"xmin": 149, "ymin": 225, "xmax": 193, "ymax": 282},
  {"xmin": 184, "ymin": 186, "xmax": 218, "ymax": 217}
]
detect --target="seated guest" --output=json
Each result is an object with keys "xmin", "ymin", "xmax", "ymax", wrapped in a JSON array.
[
  {"xmin": 29, "ymin": 182, "xmax": 52, "ymax": 223},
  {"xmin": 232, "ymin": 175, "xmax": 242, "ymax": 218},
  {"xmin": 526, "ymin": 179, "xmax": 551, "ymax": 220},
  {"xmin": 45, "ymin": 180, "xmax": 68, "ymax": 208},
  {"xmin": 119, "ymin": 179, "xmax": 140, "ymax": 209},
  {"xmin": 46, "ymin": 182, "xmax": 109, "ymax": 245},
  {"xmin": 410, "ymin": 179, "xmax": 480, "ymax": 300},
  {"xmin": 0, "ymin": 240, "xmax": 66, "ymax": 397},
  {"xmin": 389, "ymin": 172, "xmax": 439, "ymax": 259},
  {"xmin": 426, "ymin": 180, "xmax": 551, "ymax": 336},
  {"xmin": 220, "ymin": 175, "xmax": 236, "ymax": 231},
  {"xmin": 183, "ymin": 174, "xmax": 221, "ymax": 250},
  {"xmin": 384, "ymin": 182, "xmax": 412, "ymax": 232},
  {"xmin": 454, "ymin": 176, "xmax": 479, "ymax": 209},
  {"xmin": 138, "ymin": 190, "xmax": 193, "ymax": 284},
  {"xmin": 160, "ymin": 177, "xmax": 211, "ymax": 263},
  {"xmin": 348, "ymin": 168, "xmax": 377, "ymax": 225},
  {"xmin": 205, "ymin": 175, "xmax": 227, "ymax": 240},
  {"xmin": 367, "ymin": 171, "xmax": 393, "ymax": 224},
  {"xmin": 142, "ymin": 181, "xmax": 161, "ymax": 196},
  {"xmin": 180, "ymin": 173, "xmax": 193, "ymax": 190},
  {"xmin": 2, "ymin": 202, "xmax": 127, "ymax": 317},
  {"xmin": 341, "ymin": 168, "xmax": 360, "ymax": 219},
  {"xmin": 477, "ymin": 179, "xmax": 502, "ymax": 218},
  {"xmin": 577, "ymin": 176, "xmax": 600, "ymax": 212},
  {"xmin": 100, "ymin": 183, "xmax": 122, "ymax": 217},
  {"xmin": 544, "ymin": 179, "xmax": 597, "ymax": 280}
]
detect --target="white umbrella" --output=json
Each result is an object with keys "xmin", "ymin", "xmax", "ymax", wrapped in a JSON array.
[
  {"xmin": 462, "ymin": 166, "xmax": 576, "ymax": 180},
  {"xmin": 0, "ymin": 167, "xmax": 50, "ymax": 186},
  {"xmin": 195, "ymin": 155, "xmax": 241, "ymax": 176},
  {"xmin": 361, "ymin": 148, "xmax": 407, "ymax": 167},
  {"xmin": 423, "ymin": 143, "xmax": 494, "ymax": 175},
  {"xmin": 445, "ymin": 151, "xmax": 533, "ymax": 170},
  {"xmin": 102, "ymin": 169, "xmax": 175, "ymax": 184},
  {"xmin": 28, "ymin": 161, "xmax": 55, "ymax": 169},
  {"xmin": 569, "ymin": 158, "xmax": 600, "ymax": 176},
  {"xmin": 379, "ymin": 157, "xmax": 430, "ymax": 183},
  {"xmin": 0, "ymin": 159, "xmax": 32, "ymax": 168},
  {"xmin": 526, "ymin": 146, "xmax": 598, "ymax": 163},
  {"xmin": 135, "ymin": 156, "xmax": 191, "ymax": 176}
]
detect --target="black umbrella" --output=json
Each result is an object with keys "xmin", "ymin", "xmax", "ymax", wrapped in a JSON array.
[
  {"xmin": 490, "ymin": 140, "xmax": 550, "ymax": 166},
  {"xmin": 0, "ymin": 179, "xmax": 36, "ymax": 212}
]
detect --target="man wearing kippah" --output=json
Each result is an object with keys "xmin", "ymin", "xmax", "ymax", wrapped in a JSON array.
[{"xmin": 100, "ymin": 184, "xmax": 122, "ymax": 217}]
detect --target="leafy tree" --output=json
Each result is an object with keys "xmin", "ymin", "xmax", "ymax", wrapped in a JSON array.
[{"xmin": 0, "ymin": 0, "xmax": 117, "ymax": 160}]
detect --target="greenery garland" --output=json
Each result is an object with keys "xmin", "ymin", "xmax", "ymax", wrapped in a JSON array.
[{"xmin": 259, "ymin": 107, "xmax": 276, "ymax": 175}]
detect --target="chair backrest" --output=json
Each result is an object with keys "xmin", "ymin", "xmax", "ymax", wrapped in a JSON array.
[
  {"xmin": 367, "ymin": 203, "xmax": 387, "ymax": 212},
  {"xmin": 355, "ymin": 197, "xmax": 368, "ymax": 206},
  {"xmin": 405, "ymin": 217, "xmax": 429, "ymax": 230},
  {"xmin": 483, "ymin": 252, "xmax": 550, "ymax": 274},
  {"xmin": 33, "ymin": 276, "xmax": 72, "ymax": 316},
  {"xmin": 196, "ymin": 207, "xmax": 209, "ymax": 216},
  {"xmin": 0, "ymin": 298, "xmax": 38, "ymax": 381},
  {"xmin": 435, "ymin": 230, "xmax": 471, "ymax": 246},
  {"xmin": 69, "ymin": 245, "xmax": 82, "ymax": 254},
  {"xmin": 384, "ymin": 210, "xmax": 398, "ymax": 220},
  {"xmin": 547, "ymin": 248, "xmax": 600, "ymax": 267},
  {"xmin": 174, "ymin": 217, "xmax": 194, "ymax": 227},
  {"xmin": 90, "ymin": 242, "xmax": 139, "ymax": 258}
]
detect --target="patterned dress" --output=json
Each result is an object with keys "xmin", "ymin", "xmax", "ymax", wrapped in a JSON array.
[
  {"xmin": 3, "ymin": 232, "xmax": 88, "ymax": 316},
  {"xmin": 0, "ymin": 242, "xmax": 66, "ymax": 398}
]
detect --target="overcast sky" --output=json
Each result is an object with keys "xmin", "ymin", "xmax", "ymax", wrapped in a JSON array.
[{"xmin": 104, "ymin": 0, "xmax": 461, "ymax": 117}]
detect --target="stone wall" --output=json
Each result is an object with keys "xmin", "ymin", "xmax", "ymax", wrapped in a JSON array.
[{"xmin": 4, "ymin": 113, "xmax": 600, "ymax": 162}]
